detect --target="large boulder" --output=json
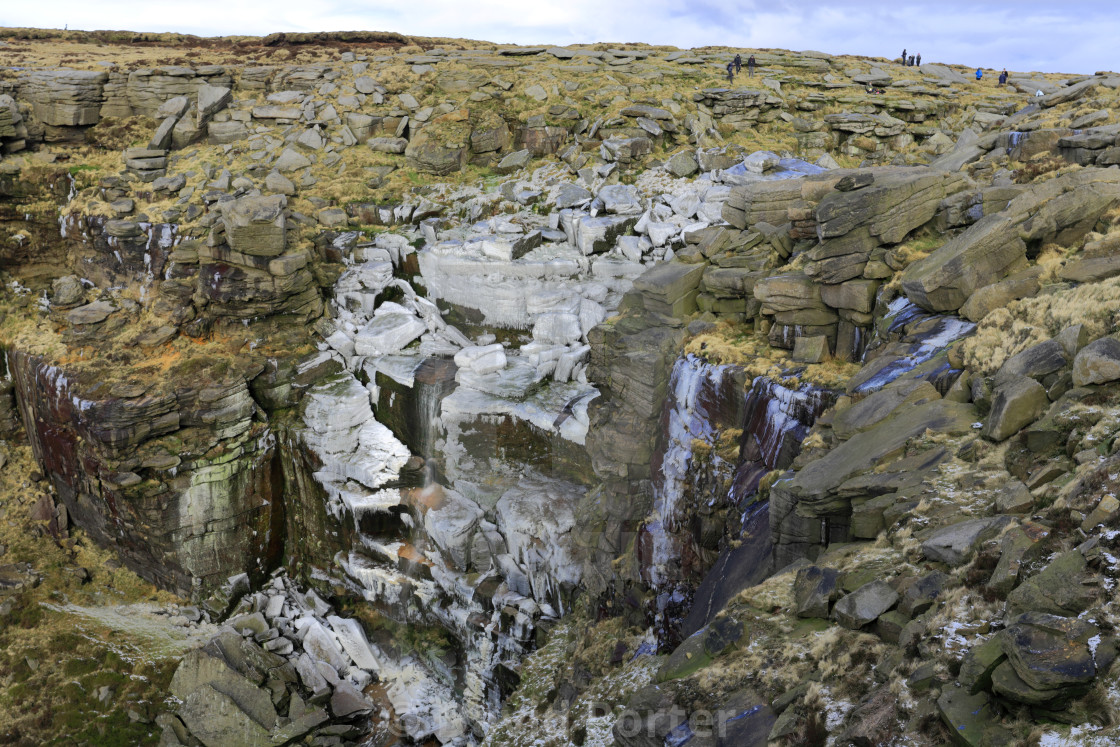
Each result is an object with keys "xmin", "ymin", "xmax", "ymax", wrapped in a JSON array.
[
  {"xmin": 1006, "ymin": 549, "xmax": 1098, "ymax": 617},
  {"xmin": 832, "ymin": 580, "xmax": 898, "ymax": 629},
  {"xmin": 23, "ymin": 69, "xmax": 108, "ymax": 127},
  {"xmin": 982, "ymin": 375, "xmax": 1049, "ymax": 441},
  {"xmin": 353, "ymin": 313, "xmax": 426, "ymax": 357},
  {"xmin": 1072, "ymin": 336, "xmax": 1120, "ymax": 386},
  {"xmin": 772, "ymin": 399, "xmax": 976, "ymax": 519},
  {"xmin": 632, "ymin": 261, "xmax": 706, "ymax": 317},
  {"xmin": 991, "ymin": 613, "xmax": 1100, "ymax": 708},
  {"xmin": 831, "ymin": 380, "xmax": 940, "ymax": 441},
  {"xmin": 959, "ymin": 267, "xmax": 1042, "ymax": 322},
  {"xmin": 920, "ymin": 516, "xmax": 1012, "ymax": 566},
  {"xmin": 793, "ymin": 565, "xmax": 839, "ymax": 618},
  {"xmin": 222, "ymin": 195, "xmax": 287, "ymax": 257},
  {"xmin": 903, "ymin": 169, "xmax": 1120, "ymax": 312},
  {"xmin": 815, "ymin": 167, "xmax": 968, "ymax": 245},
  {"xmin": 405, "ymin": 138, "xmax": 468, "ymax": 175},
  {"xmin": 994, "ymin": 339, "xmax": 1068, "ymax": 385}
]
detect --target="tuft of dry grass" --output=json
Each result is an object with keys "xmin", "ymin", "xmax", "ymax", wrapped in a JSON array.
[{"xmin": 962, "ymin": 276, "xmax": 1120, "ymax": 375}]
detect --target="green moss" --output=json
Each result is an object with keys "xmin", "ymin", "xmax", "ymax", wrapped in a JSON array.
[{"xmin": 63, "ymin": 657, "xmax": 101, "ymax": 676}]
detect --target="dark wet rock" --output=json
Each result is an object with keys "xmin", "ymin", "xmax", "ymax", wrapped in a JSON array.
[
  {"xmin": 994, "ymin": 339, "xmax": 1069, "ymax": 385},
  {"xmin": 793, "ymin": 565, "xmax": 839, "ymax": 618},
  {"xmin": 682, "ymin": 505, "xmax": 773, "ymax": 634},
  {"xmin": 989, "ymin": 613, "xmax": 1099, "ymax": 708},
  {"xmin": 897, "ymin": 571, "xmax": 948, "ymax": 617}
]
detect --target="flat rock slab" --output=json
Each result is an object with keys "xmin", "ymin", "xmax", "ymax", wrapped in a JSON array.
[
  {"xmin": 937, "ymin": 684, "xmax": 1010, "ymax": 746},
  {"xmin": 354, "ymin": 313, "xmax": 426, "ymax": 357},
  {"xmin": 921, "ymin": 515, "xmax": 1012, "ymax": 566},
  {"xmin": 832, "ymin": 380, "xmax": 940, "ymax": 441},
  {"xmin": 632, "ymin": 261, "xmax": 706, "ymax": 304},
  {"xmin": 67, "ymin": 300, "xmax": 115, "ymax": 325},
  {"xmin": 178, "ymin": 684, "xmax": 273, "ymax": 747},
  {"xmin": 778, "ymin": 399, "xmax": 977, "ymax": 515}
]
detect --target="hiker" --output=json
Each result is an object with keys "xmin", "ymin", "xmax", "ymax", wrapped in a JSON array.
[
  {"xmin": 727, "ymin": 61, "xmax": 734, "ymax": 83},
  {"xmin": 747, "ymin": 54, "xmax": 756, "ymax": 77},
  {"xmin": 734, "ymin": 53, "xmax": 742, "ymax": 73},
  {"xmin": 908, "ymin": 55, "xmax": 915, "ymax": 67},
  {"xmin": 975, "ymin": 68, "xmax": 983, "ymax": 81},
  {"xmin": 916, "ymin": 53, "xmax": 921, "ymax": 67},
  {"xmin": 901, "ymin": 48, "xmax": 907, "ymax": 65},
  {"xmin": 998, "ymin": 69, "xmax": 1008, "ymax": 86}
]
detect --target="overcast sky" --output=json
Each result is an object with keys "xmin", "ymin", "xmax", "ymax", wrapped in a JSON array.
[{"xmin": 2, "ymin": 1, "xmax": 1114, "ymax": 75}]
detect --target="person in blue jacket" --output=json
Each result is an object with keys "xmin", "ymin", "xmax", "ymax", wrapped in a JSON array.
[{"xmin": 976, "ymin": 68, "xmax": 983, "ymax": 80}]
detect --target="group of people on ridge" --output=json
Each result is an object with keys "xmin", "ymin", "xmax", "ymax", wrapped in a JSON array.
[
  {"xmin": 900, "ymin": 48, "xmax": 921, "ymax": 67},
  {"xmin": 975, "ymin": 68, "xmax": 1010, "ymax": 85},
  {"xmin": 727, "ymin": 53, "xmax": 756, "ymax": 83}
]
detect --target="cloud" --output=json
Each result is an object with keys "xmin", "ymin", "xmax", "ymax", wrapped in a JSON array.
[{"xmin": 2, "ymin": 0, "xmax": 1113, "ymax": 74}]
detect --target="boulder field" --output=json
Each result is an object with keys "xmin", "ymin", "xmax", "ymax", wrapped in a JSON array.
[{"xmin": 3, "ymin": 27, "xmax": 1120, "ymax": 746}]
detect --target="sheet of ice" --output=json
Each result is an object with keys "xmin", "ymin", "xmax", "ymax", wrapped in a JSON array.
[{"xmin": 301, "ymin": 374, "xmax": 411, "ymax": 519}]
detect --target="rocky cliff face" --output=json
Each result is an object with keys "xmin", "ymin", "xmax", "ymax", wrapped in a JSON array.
[{"xmin": 5, "ymin": 28, "xmax": 1120, "ymax": 746}]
